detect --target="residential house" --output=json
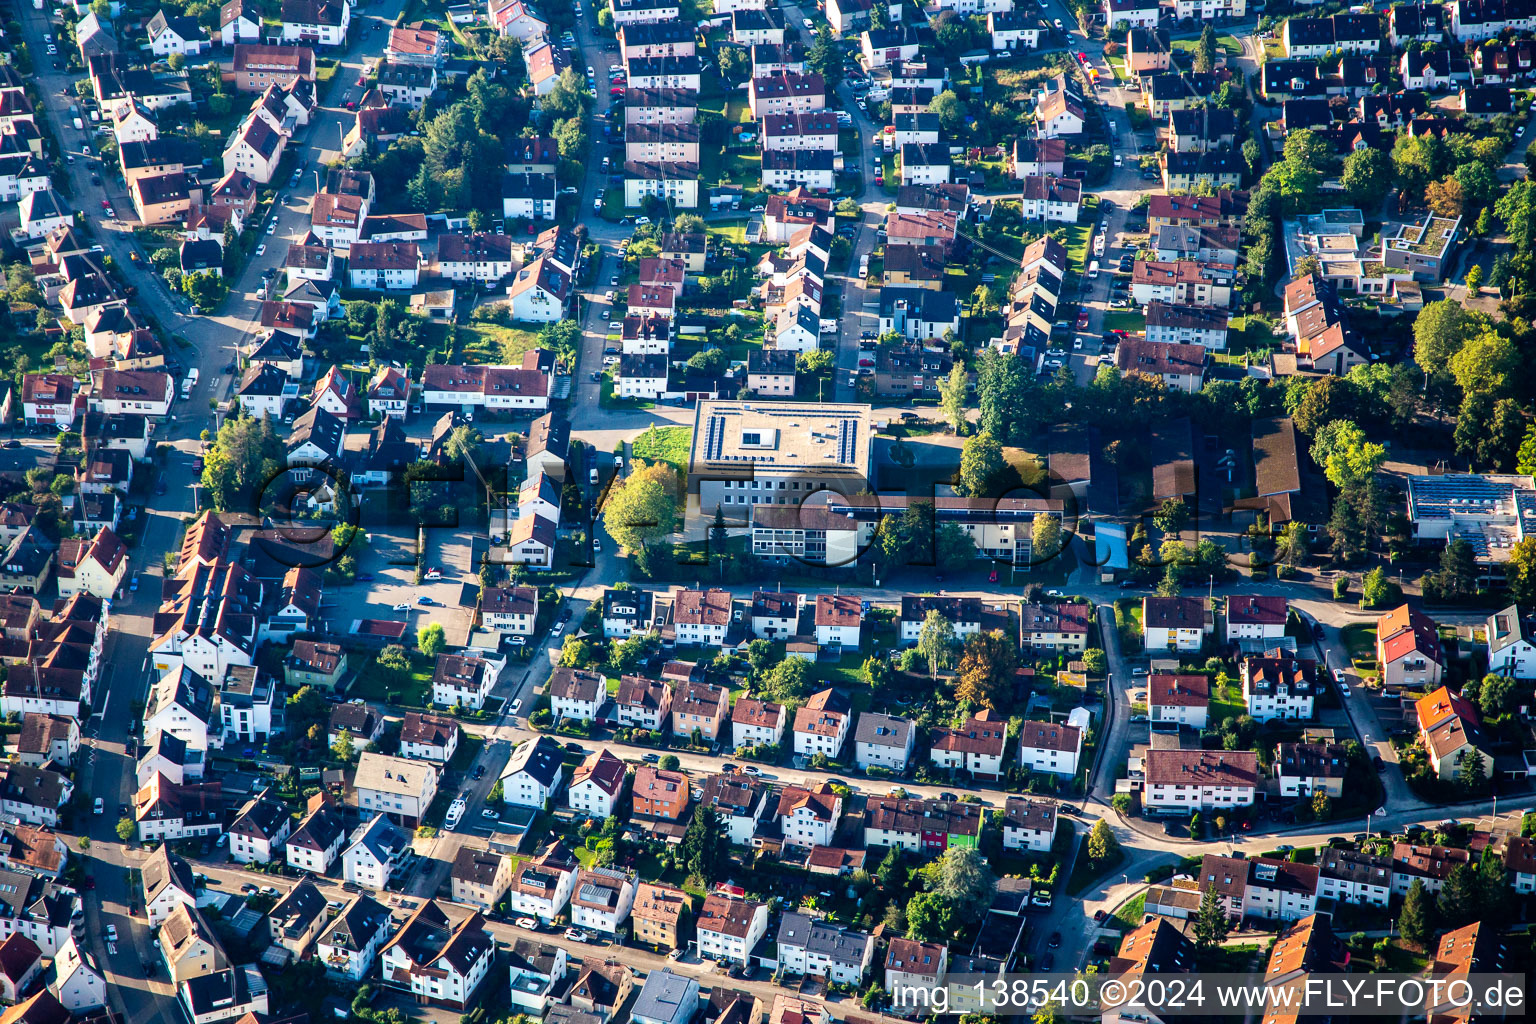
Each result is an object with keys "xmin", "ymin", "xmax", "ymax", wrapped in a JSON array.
[
  {"xmin": 501, "ymin": 736, "xmax": 565, "ymax": 808},
  {"xmin": 793, "ymin": 689, "xmax": 851, "ymax": 759},
  {"xmin": 1147, "ymin": 674, "xmax": 1210, "ymax": 730},
  {"xmin": 1142, "ymin": 750, "xmax": 1260, "ymax": 813},
  {"xmin": 1142, "ymin": 596, "xmax": 1211, "ymax": 651},
  {"xmin": 353, "ymin": 753, "xmax": 438, "ymax": 827},
  {"xmin": 696, "ymin": 895, "xmax": 768, "ymax": 967},
  {"xmin": 1274, "ymin": 742, "xmax": 1349, "ymax": 799},
  {"xmin": 671, "ymin": 681, "xmax": 730, "ymax": 742},
  {"xmin": 775, "ymin": 913, "xmax": 873, "ymax": 984},
  {"xmin": 929, "ymin": 710, "xmax": 1008, "ymax": 780},
  {"xmin": 853, "ymin": 713, "xmax": 914, "ymax": 772},
  {"xmin": 450, "ymin": 848, "xmax": 512, "ymax": 912},
  {"xmin": 1002, "ymin": 797, "xmax": 1057, "ymax": 853},
  {"xmin": 568, "ymin": 749, "xmax": 626, "ymax": 819},
  {"xmin": 379, "ymin": 901, "xmax": 494, "ymax": 1009},
  {"xmin": 776, "ymin": 783, "xmax": 842, "ymax": 848},
  {"xmin": 1375, "ymin": 604, "xmax": 1445, "ymax": 690}
]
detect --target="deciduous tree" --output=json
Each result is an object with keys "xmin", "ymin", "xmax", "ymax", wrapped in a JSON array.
[
  {"xmin": 603, "ymin": 462, "xmax": 681, "ymax": 559},
  {"xmin": 956, "ymin": 433, "xmax": 1004, "ymax": 497},
  {"xmin": 1087, "ymin": 819, "xmax": 1118, "ymax": 861},
  {"xmin": 917, "ymin": 610, "xmax": 958, "ymax": 681},
  {"xmin": 954, "ymin": 630, "xmax": 1017, "ymax": 711}
]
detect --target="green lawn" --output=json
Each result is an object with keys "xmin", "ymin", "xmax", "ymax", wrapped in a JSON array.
[
  {"xmin": 1109, "ymin": 892, "xmax": 1146, "ymax": 931},
  {"xmin": 1209, "ymin": 675, "xmax": 1248, "ymax": 728},
  {"xmin": 457, "ymin": 322, "xmax": 543, "ymax": 362},
  {"xmin": 1102, "ymin": 310, "xmax": 1146, "ymax": 333},
  {"xmin": 1062, "ymin": 222, "xmax": 1093, "ymax": 274},
  {"xmin": 814, "ymin": 652, "xmax": 868, "ymax": 688},
  {"xmin": 631, "ymin": 425, "xmax": 692, "ymax": 469},
  {"xmin": 716, "ymin": 149, "xmax": 761, "ymax": 187},
  {"xmin": 1171, "ymin": 36, "xmax": 1241, "ymax": 56},
  {"xmin": 706, "ymin": 219, "xmax": 752, "ymax": 244},
  {"xmin": 1340, "ymin": 623, "xmax": 1378, "ymax": 666},
  {"xmin": 1068, "ymin": 848, "xmax": 1126, "ymax": 897}
]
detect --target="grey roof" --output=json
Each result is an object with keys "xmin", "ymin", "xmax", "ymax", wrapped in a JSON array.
[
  {"xmin": 507, "ymin": 937, "xmax": 563, "ymax": 975},
  {"xmin": 504, "ymin": 735, "xmax": 564, "ymax": 787},
  {"xmin": 141, "ymin": 845, "xmax": 196, "ymax": 906},
  {"xmin": 323, "ymin": 893, "xmax": 390, "ymax": 952},
  {"xmin": 775, "ymin": 911, "xmax": 873, "ymax": 966},
  {"xmin": 288, "ymin": 405, "xmax": 345, "ymax": 457},
  {"xmin": 228, "ymin": 790, "xmax": 289, "ymax": 840},
  {"xmin": 633, "ymin": 969, "xmax": 699, "ymax": 1024},
  {"xmin": 345, "ymin": 812, "xmax": 411, "ymax": 865},
  {"xmin": 289, "ymin": 804, "xmax": 344, "ymax": 851},
  {"xmin": 1487, "ymin": 604, "xmax": 1531, "ymax": 656},
  {"xmin": 854, "ymin": 712, "xmax": 911, "ymax": 749},
  {"xmin": 183, "ymin": 966, "xmax": 263, "ymax": 1016},
  {"xmin": 142, "ymin": 730, "xmax": 189, "ymax": 767},
  {"xmin": 270, "ymin": 877, "xmax": 327, "ymax": 938}
]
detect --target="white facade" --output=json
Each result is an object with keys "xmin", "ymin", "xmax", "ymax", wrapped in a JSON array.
[
  {"xmin": 696, "ymin": 901, "xmax": 768, "ymax": 966},
  {"xmin": 1143, "ymin": 780, "xmax": 1257, "ymax": 812}
]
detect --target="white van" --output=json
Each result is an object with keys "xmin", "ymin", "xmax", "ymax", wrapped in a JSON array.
[{"xmin": 1087, "ymin": 261, "xmax": 1100, "ymax": 278}]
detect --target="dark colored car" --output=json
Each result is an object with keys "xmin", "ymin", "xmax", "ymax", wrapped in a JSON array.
[
  {"xmin": 1048, "ymin": 932, "xmax": 1061, "ymax": 948},
  {"xmin": 1373, "ymin": 755, "xmax": 1385, "ymax": 772}
]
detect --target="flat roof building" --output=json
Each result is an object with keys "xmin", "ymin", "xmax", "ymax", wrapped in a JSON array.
[{"xmin": 689, "ymin": 400, "xmax": 874, "ymax": 520}]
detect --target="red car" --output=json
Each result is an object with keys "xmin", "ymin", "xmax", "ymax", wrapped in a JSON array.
[
  {"xmin": 1076, "ymin": 312, "xmax": 1090, "ymax": 328},
  {"xmin": 100, "ymin": 199, "xmax": 111, "ymax": 211},
  {"xmin": 1076, "ymin": 51, "xmax": 1088, "ymax": 62},
  {"xmin": 858, "ymin": 357, "xmax": 874, "ymax": 367},
  {"xmin": 873, "ymin": 176, "xmax": 884, "ymax": 186}
]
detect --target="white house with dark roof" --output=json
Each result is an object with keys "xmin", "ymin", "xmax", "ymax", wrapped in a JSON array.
[
  {"xmin": 929, "ymin": 710, "xmax": 1007, "ymax": 779},
  {"xmin": 1147, "ymin": 674, "xmax": 1210, "ymax": 730},
  {"xmin": 1143, "ymin": 750, "xmax": 1259, "ymax": 812},
  {"xmin": 287, "ymin": 802, "xmax": 345, "ymax": 874},
  {"xmin": 141, "ymin": 845, "xmax": 197, "ymax": 926},
  {"xmin": 1002, "ymin": 797, "xmax": 1057, "ymax": 852},
  {"xmin": 1225, "ymin": 595, "xmax": 1289, "ymax": 642},
  {"xmin": 793, "ymin": 689, "xmax": 850, "ymax": 759},
  {"xmin": 508, "ymin": 843, "xmax": 579, "ymax": 921},
  {"xmin": 342, "ymin": 813, "xmax": 412, "ymax": 890},
  {"xmin": 602, "ymin": 588, "xmax": 654, "ymax": 639},
  {"xmin": 699, "ymin": 774, "xmax": 768, "ymax": 845},
  {"xmin": 316, "ymin": 893, "xmax": 392, "ymax": 981},
  {"xmin": 1016, "ymin": 719, "xmax": 1082, "ymax": 776},
  {"xmin": 432, "ymin": 653, "xmax": 496, "ymax": 710},
  {"xmin": 853, "ymin": 713, "xmax": 914, "ymax": 771},
  {"xmin": 568, "ymin": 749, "xmax": 626, "ymax": 818},
  {"xmin": 814, "ymin": 594, "xmax": 862, "ymax": 647},
  {"xmin": 776, "ymin": 784, "xmax": 842, "ymax": 849},
  {"xmin": 501, "ymin": 736, "xmax": 565, "ymax": 808},
  {"xmin": 1485, "ymin": 604, "xmax": 1536, "ymax": 678},
  {"xmin": 1142, "ymin": 596, "xmax": 1211, "ymax": 652},
  {"xmin": 614, "ymin": 676, "xmax": 671, "ymax": 731},
  {"xmin": 1316, "ymin": 847, "xmax": 1392, "ymax": 907},
  {"xmin": 1274, "ymin": 742, "xmax": 1349, "ymax": 799},
  {"xmin": 696, "ymin": 894, "xmax": 769, "ymax": 967},
  {"xmin": 775, "ymin": 912, "xmax": 874, "ymax": 984},
  {"xmin": 227, "ymin": 789, "xmax": 291, "ymax": 864},
  {"xmin": 549, "ymin": 667, "xmax": 605, "ymax": 724},
  {"xmin": 379, "ymin": 900, "xmax": 494, "ymax": 1009}
]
